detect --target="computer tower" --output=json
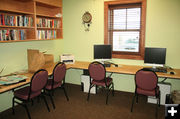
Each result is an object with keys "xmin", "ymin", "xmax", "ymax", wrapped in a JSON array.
[
  {"xmin": 81, "ymin": 75, "xmax": 96, "ymax": 94},
  {"xmin": 147, "ymin": 82, "xmax": 171, "ymax": 105}
]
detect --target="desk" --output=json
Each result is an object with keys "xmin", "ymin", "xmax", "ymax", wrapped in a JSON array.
[
  {"xmin": 0, "ymin": 64, "xmax": 55, "ymax": 94},
  {"xmin": 67, "ymin": 61, "xmax": 180, "ymax": 79},
  {"xmin": 1, "ymin": 61, "xmax": 180, "ymax": 94}
]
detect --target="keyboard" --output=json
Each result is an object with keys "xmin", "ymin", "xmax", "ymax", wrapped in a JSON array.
[{"xmin": 143, "ymin": 68, "xmax": 167, "ymax": 73}]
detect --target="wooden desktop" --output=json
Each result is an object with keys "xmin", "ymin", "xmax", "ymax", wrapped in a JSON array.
[
  {"xmin": 1, "ymin": 61, "xmax": 180, "ymax": 94},
  {"xmin": 67, "ymin": 61, "xmax": 180, "ymax": 79}
]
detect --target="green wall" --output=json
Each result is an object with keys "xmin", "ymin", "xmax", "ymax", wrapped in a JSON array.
[
  {"xmin": 0, "ymin": 41, "xmax": 64, "ymax": 112},
  {"xmin": 0, "ymin": 0, "xmax": 180, "ymax": 112},
  {"xmin": 63, "ymin": 0, "xmax": 180, "ymax": 90},
  {"xmin": 0, "ymin": 40, "xmax": 64, "ymax": 75}
]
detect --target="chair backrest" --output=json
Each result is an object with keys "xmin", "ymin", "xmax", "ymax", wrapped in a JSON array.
[
  {"xmin": 135, "ymin": 69, "xmax": 158, "ymax": 91},
  {"xmin": 30, "ymin": 69, "xmax": 48, "ymax": 92},
  {"xmin": 88, "ymin": 61, "xmax": 106, "ymax": 81},
  {"xmin": 53, "ymin": 62, "xmax": 66, "ymax": 83}
]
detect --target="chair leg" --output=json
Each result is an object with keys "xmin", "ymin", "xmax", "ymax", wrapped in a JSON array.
[
  {"xmin": 12, "ymin": 98, "xmax": 31, "ymax": 119},
  {"xmin": 49, "ymin": 92, "xmax": 56, "ymax": 109},
  {"xmin": 52, "ymin": 90, "xmax": 54, "ymax": 96},
  {"xmin": 106, "ymin": 88, "xmax": 110, "ymax": 105},
  {"xmin": 37, "ymin": 96, "xmax": 40, "ymax": 103},
  {"xmin": 156, "ymin": 98, "xmax": 158, "ymax": 119},
  {"xmin": 155, "ymin": 93, "xmax": 160, "ymax": 119},
  {"xmin": 131, "ymin": 93, "xmax": 136, "ymax": 112},
  {"xmin": 12, "ymin": 97, "xmax": 15, "ymax": 115},
  {"xmin": 87, "ymin": 84, "xmax": 92, "ymax": 101},
  {"xmin": 24, "ymin": 104, "xmax": 31, "ymax": 119},
  {"xmin": 136, "ymin": 94, "xmax": 139, "ymax": 103},
  {"xmin": 42, "ymin": 95, "xmax": 50, "ymax": 112},
  {"xmin": 31, "ymin": 99, "xmax": 34, "ymax": 106},
  {"xmin": 159, "ymin": 96, "xmax": 161, "ymax": 107},
  {"xmin": 159, "ymin": 91, "xmax": 161, "ymax": 107},
  {"xmin": 62, "ymin": 86, "xmax": 69, "ymax": 101},
  {"xmin": 112, "ymin": 83, "xmax": 115, "ymax": 96}
]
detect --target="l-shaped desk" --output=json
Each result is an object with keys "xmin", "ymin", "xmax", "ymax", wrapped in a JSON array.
[{"xmin": 1, "ymin": 61, "xmax": 180, "ymax": 94}]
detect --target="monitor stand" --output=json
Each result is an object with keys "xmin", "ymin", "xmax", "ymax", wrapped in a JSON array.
[
  {"xmin": 104, "ymin": 61, "xmax": 118, "ymax": 67},
  {"xmin": 95, "ymin": 60, "xmax": 111, "ymax": 67},
  {"xmin": 104, "ymin": 62, "xmax": 111, "ymax": 67},
  {"xmin": 152, "ymin": 65, "xmax": 157, "ymax": 69},
  {"xmin": 96, "ymin": 60, "xmax": 111, "ymax": 67},
  {"xmin": 144, "ymin": 63, "xmax": 164, "ymax": 69},
  {"xmin": 94, "ymin": 60, "xmax": 118, "ymax": 67}
]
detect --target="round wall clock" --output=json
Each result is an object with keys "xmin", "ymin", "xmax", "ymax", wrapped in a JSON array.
[{"xmin": 82, "ymin": 12, "xmax": 92, "ymax": 23}]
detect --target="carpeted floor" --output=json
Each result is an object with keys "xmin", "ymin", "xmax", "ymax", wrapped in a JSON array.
[{"xmin": 0, "ymin": 84, "xmax": 165, "ymax": 119}]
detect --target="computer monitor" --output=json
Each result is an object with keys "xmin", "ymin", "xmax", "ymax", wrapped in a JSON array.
[
  {"xmin": 144, "ymin": 47, "xmax": 166, "ymax": 68},
  {"xmin": 94, "ymin": 45, "xmax": 112, "ymax": 62}
]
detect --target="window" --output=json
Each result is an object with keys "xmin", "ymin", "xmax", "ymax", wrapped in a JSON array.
[{"xmin": 104, "ymin": 0, "xmax": 146, "ymax": 60}]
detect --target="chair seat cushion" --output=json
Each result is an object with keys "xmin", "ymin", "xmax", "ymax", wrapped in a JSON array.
[
  {"xmin": 92, "ymin": 77, "xmax": 112, "ymax": 87},
  {"xmin": 14, "ymin": 86, "xmax": 41, "ymax": 100},
  {"xmin": 45, "ymin": 79, "xmax": 62, "ymax": 90},
  {"xmin": 137, "ymin": 86, "xmax": 159, "ymax": 96}
]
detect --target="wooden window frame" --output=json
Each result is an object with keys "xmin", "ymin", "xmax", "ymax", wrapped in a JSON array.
[{"xmin": 104, "ymin": 0, "xmax": 146, "ymax": 60}]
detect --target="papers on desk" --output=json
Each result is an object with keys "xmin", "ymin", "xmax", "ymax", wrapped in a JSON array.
[{"xmin": 0, "ymin": 75, "xmax": 27, "ymax": 85}]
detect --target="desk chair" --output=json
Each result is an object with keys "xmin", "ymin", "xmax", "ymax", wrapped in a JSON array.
[
  {"xmin": 45, "ymin": 62, "xmax": 69, "ymax": 109},
  {"xmin": 12, "ymin": 69, "xmax": 50, "ymax": 119},
  {"xmin": 131, "ymin": 68, "xmax": 160, "ymax": 118},
  {"xmin": 87, "ymin": 61, "xmax": 114, "ymax": 104}
]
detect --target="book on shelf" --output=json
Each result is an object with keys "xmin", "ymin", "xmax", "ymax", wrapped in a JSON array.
[
  {"xmin": 0, "ymin": 14, "xmax": 1, "ymax": 25},
  {"xmin": 36, "ymin": 18, "xmax": 60, "ymax": 28},
  {"xmin": 0, "ymin": 13, "xmax": 33, "ymax": 27},
  {"xmin": 0, "ymin": 29, "xmax": 26, "ymax": 41},
  {"xmin": 37, "ymin": 30, "xmax": 57, "ymax": 40}
]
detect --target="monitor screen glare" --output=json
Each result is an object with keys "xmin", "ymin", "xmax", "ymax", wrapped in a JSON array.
[
  {"xmin": 94, "ymin": 45, "xmax": 112, "ymax": 61},
  {"xmin": 144, "ymin": 47, "xmax": 166, "ymax": 67}
]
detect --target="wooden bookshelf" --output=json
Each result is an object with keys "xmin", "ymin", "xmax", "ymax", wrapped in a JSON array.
[
  {"xmin": 0, "ymin": 25, "xmax": 35, "ymax": 29},
  {"xmin": 37, "ymin": 27, "xmax": 61, "ymax": 30},
  {"xmin": 0, "ymin": 0, "xmax": 63, "ymax": 43}
]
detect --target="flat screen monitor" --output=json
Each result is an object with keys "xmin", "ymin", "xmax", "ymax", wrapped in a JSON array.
[
  {"xmin": 94, "ymin": 45, "xmax": 112, "ymax": 61},
  {"xmin": 144, "ymin": 47, "xmax": 166, "ymax": 68}
]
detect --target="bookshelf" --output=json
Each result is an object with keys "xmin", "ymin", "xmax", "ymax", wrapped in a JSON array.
[{"xmin": 0, "ymin": 0, "xmax": 63, "ymax": 43}]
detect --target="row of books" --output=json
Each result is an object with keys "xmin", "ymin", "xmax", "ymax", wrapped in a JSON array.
[
  {"xmin": 37, "ymin": 18, "xmax": 60, "ymax": 28},
  {"xmin": 0, "ymin": 29, "xmax": 26, "ymax": 41},
  {"xmin": 0, "ymin": 14, "xmax": 33, "ymax": 27},
  {"xmin": 37, "ymin": 30, "xmax": 57, "ymax": 39}
]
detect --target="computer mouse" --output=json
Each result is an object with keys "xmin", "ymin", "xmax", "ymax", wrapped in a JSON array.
[
  {"xmin": 170, "ymin": 72, "xmax": 175, "ymax": 75},
  {"xmin": 115, "ymin": 64, "xmax": 118, "ymax": 67}
]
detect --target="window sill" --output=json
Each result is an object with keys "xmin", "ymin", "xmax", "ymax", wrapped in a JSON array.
[{"xmin": 112, "ymin": 53, "xmax": 144, "ymax": 60}]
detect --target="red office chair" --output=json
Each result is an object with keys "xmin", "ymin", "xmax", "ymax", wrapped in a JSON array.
[
  {"xmin": 87, "ymin": 61, "xmax": 114, "ymax": 104},
  {"xmin": 45, "ymin": 62, "xmax": 69, "ymax": 109},
  {"xmin": 12, "ymin": 69, "xmax": 50, "ymax": 119},
  {"xmin": 131, "ymin": 68, "xmax": 160, "ymax": 118}
]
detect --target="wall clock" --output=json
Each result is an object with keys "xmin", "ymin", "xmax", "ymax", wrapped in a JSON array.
[
  {"xmin": 82, "ymin": 12, "xmax": 92, "ymax": 23},
  {"xmin": 82, "ymin": 11, "xmax": 92, "ymax": 31}
]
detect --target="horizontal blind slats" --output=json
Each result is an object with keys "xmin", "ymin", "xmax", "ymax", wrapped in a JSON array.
[{"xmin": 108, "ymin": 5, "xmax": 141, "ymax": 53}]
